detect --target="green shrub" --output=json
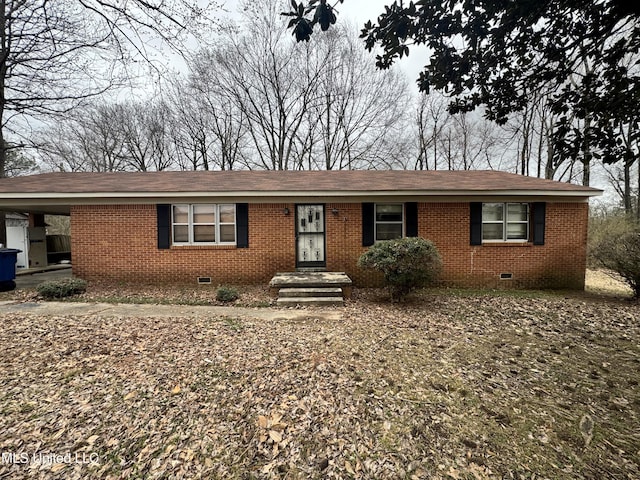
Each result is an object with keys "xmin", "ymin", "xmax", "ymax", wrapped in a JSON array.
[
  {"xmin": 216, "ymin": 286, "xmax": 239, "ymax": 303},
  {"xmin": 591, "ymin": 230, "xmax": 640, "ymax": 298},
  {"xmin": 588, "ymin": 207, "xmax": 638, "ymax": 267},
  {"xmin": 36, "ymin": 278, "xmax": 88, "ymax": 299},
  {"xmin": 357, "ymin": 237, "xmax": 442, "ymax": 301}
]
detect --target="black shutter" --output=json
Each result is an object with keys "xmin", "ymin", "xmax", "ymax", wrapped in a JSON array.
[
  {"xmin": 362, "ymin": 203, "xmax": 375, "ymax": 246},
  {"xmin": 405, "ymin": 202, "xmax": 418, "ymax": 237},
  {"xmin": 157, "ymin": 204, "xmax": 171, "ymax": 250},
  {"xmin": 532, "ymin": 202, "xmax": 546, "ymax": 245},
  {"xmin": 470, "ymin": 202, "xmax": 483, "ymax": 245},
  {"xmin": 236, "ymin": 203, "xmax": 249, "ymax": 248}
]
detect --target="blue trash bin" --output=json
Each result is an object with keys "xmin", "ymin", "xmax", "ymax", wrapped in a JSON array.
[{"xmin": 0, "ymin": 248, "xmax": 21, "ymax": 291}]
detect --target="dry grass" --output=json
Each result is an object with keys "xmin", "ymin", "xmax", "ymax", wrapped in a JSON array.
[
  {"xmin": 585, "ymin": 269, "xmax": 634, "ymax": 297},
  {"xmin": 0, "ymin": 283, "xmax": 639, "ymax": 479}
]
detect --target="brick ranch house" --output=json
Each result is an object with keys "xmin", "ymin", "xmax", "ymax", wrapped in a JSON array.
[{"xmin": 0, "ymin": 170, "xmax": 602, "ymax": 289}]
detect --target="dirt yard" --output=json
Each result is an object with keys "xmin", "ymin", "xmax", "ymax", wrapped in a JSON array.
[
  {"xmin": 0, "ymin": 279, "xmax": 638, "ymax": 479},
  {"xmin": 585, "ymin": 269, "xmax": 634, "ymax": 297}
]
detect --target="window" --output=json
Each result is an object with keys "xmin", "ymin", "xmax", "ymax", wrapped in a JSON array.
[
  {"xmin": 172, "ymin": 204, "xmax": 236, "ymax": 245},
  {"xmin": 375, "ymin": 204, "xmax": 404, "ymax": 241},
  {"xmin": 482, "ymin": 203, "xmax": 529, "ymax": 241}
]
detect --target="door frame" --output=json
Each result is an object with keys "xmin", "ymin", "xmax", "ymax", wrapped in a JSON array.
[{"xmin": 295, "ymin": 204, "xmax": 326, "ymax": 269}]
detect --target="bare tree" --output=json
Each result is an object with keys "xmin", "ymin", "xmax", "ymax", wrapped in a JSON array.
[
  {"xmin": 303, "ymin": 25, "xmax": 412, "ymax": 170},
  {"xmin": 179, "ymin": 67, "xmax": 248, "ymax": 171},
  {"xmin": 496, "ymin": 88, "xmax": 593, "ymax": 184},
  {"xmin": 436, "ymin": 113, "xmax": 503, "ymax": 171},
  {"xmin": 603, "ymin": 119, "xmax": 640, "ymax": 219},
  {"xmin": 118, "ymin": 101, "xmax": 174, "ymax": 172},
  {"xmin": 39, "ymin": 100, "xmax": 176, "ymax": 173},
  {"xmin": 1, "ymin": 0, "xmax": 218, "ymax": 170},
  {"xmin": 414, "ymin": 92, "xmax": 450, "ymax": 170},
  {"xmin": 38, "ymin": 102, "xmax": 129, "ymax": 172},
  {"xmin": 163, "ymin": 86, "xmax": 214, "ymax": 171},
  {"xmin": 186, "ymin": 1, "xmax": 413, "ymax": 171},
  {"xmin": 223, "ymin": 15, "xmax": 318, "ymax": 169},
  {"xmin": 500, "ymin": 95, "xmax": 551, "ymax": 178},
  {"xmin": 189, "ymin": 3, "xmax": 318, "ymax": 171},
  {"xmin": 0, "ymin": 0, "xmax": 220, "ymax": 242}
]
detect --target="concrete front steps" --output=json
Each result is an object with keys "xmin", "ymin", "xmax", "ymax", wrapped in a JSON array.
[
  {"xmin": 269, "ymin": 272, "xmax": 352, "ymax": 307},
  {"xmin": 277, "ymin": 287, "xmax": 344, "ymax": 307}
]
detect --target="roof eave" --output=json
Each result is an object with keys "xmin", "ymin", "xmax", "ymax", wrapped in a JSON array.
[{"xmin": 0, "ymin": 188, "xmax": 603, "ymax": 201}]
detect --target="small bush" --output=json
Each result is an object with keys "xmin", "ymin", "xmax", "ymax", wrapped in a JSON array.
[
  {"xmin": 37, "ymin": 278, "xmax": 88, "ymax": 299},
  {"xmin": 358, "ymin": 237, "xmax": 442, "ymax": 301},
  {"xmin": 591, "ymin": 230, "xmax": 640, "ymax": 298},
  {"xmin": 216, "ymin": 286, "xmax": 239, "ymax": 303},
  {"xmin": 588, "ymin": 207, "xmax": 638, "ymax": 266}
]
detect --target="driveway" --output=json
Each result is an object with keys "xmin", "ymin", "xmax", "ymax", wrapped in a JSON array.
[
  {"xmin": 5, "ymin": 267, "xmax": 341, "ymax": 322},
  {"xmin": 0, "ymin": 299, "xmax": 342, "ymax": 322},
  {"xmin": 14, "ymin": 267, "xmax": 72, "ymax": 289}
]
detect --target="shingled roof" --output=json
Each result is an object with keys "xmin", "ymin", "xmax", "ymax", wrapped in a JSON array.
[
  {"xmin": 0, "ymin": 170, "xmax": 602, "ymax": 195},
  {"xmin": 0, "ymin": 169, "xmax": 603, "ymax": 215}
]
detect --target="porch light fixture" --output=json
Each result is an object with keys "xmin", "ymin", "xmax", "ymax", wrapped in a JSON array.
[
  {"xmin": 331, "ymin": 208, "xmax": 339, "ymax": 216},
  {"xmin": 283, "ymin": 207, "xmax": 290, "ymax": 215}
]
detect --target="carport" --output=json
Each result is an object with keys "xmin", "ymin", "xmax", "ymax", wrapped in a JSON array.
[
  {"xmin": 15, "ymin": 265, "xmax": 73, "ymax": 289},
  {"xmin": 1, "ymin": 209, "xmax": 72, "ymax": 273}
]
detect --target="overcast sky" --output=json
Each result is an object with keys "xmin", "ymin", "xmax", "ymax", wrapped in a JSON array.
[
  {"xmin": 333, "ymin": 0, "xmax": 388, "ymax": 24},
  {"xmin": 333, "ymin": 0, "xmax": 428, "ymax": 87},
  {"xmin": 214, "ymin": 0, "xmax": 429, "ymax": 91}
]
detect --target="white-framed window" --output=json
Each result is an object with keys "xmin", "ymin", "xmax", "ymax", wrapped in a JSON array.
[
  {"xmin": 375, "ymin": 204, "xmax": 404, "ymax": 241},
  {"xmin": 172, "ymin": 204, "xmax": 236, "ymax": 245},
  {"xmin": 482, "ymin": 203, "xmax": 529, "ymax": 241}
]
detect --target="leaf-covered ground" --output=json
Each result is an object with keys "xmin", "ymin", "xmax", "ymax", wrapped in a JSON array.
[{"xmin": 0, "ymin": 287, "xmax": 639, "ymax": 479}]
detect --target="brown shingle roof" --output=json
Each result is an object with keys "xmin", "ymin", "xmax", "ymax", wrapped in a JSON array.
[{"xmin": 0, "ymin": 170, "xmax": 602, "ymax": 195}]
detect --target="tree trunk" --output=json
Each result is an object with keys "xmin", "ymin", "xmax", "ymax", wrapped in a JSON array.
[
  {"xmin": 0, "ymin": 0, "xmax": 7, "ymax": 246},
  {"xmin": 637, "ymin": 158, "xmax": 640, "ymax": 223},
  {"xmin": 624, "ymin": 158, "xmax": 632, "ymax": 216},
  {"xmin": 582, "ymin": 115, "xmax": 591, "ymax": 187}
]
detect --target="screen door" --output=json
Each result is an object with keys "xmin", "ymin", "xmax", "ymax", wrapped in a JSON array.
[{"xmin": 295, "ymin": 204, "xmax": 326, "ymax": 268}]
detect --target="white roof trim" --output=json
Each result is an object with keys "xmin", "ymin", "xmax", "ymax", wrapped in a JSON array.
[{"xmin": 0, "ymin": 188, "xmax": 602, "ymax": 200}]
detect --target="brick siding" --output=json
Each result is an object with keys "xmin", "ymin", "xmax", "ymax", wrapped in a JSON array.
[
  {"xmin": 70, "ymin": 201, "xmax": 588, "ymax": 289},
  {"xmin": 421, "ymin": 202, "xmax": 588, "ymax": 289}
]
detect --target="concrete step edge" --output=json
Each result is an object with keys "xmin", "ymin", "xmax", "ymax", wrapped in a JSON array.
[
  {"xmin": 279, "ymin": 287, "xmax": 343, "ymax": 297},
  {"xmin": 276, "ymin": 297, "xmax": 344, "ymax": 306}
]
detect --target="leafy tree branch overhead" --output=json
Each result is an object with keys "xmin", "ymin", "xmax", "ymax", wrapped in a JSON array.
[
  {"xmin": 284, "ymin": 0, "xmax": 640, "ymax": 175},
  {"xmin": 282, "ymin": 0, "xmax": 338, "ymax": 41}
]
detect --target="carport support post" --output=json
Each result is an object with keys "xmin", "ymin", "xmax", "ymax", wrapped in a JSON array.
[{"xmin": 28, "ymin": 214, "xmax": 48, "ymax": 268}]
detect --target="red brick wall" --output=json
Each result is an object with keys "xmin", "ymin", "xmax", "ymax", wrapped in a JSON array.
[
  {"xmin": 420, "ymin": 202, "xmax": 588, "ymax": 289},
  {"xmin": 71, "ymin": 204, "xmax": 296, "ymax": 284},
  {"xmin": 70, "ymin": 201, "xmax": 589, "ymax": 289},
  {"xmin": 324, "ymin": 203, "xmax": 372, "ymax": 285}
]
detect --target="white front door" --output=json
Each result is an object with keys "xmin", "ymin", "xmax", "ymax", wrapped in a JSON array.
[{"xmin": 295, "ymin": 204, "xmax": 326, "ymax": 268}]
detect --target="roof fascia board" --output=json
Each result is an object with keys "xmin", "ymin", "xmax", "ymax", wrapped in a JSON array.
[
  {"xmin": 0, "ymin": 188, "xmax": 603, "ymax": 201},
  {"xmin": 0, "ymin": 195, "xmax": 596, "ymax": 210}
]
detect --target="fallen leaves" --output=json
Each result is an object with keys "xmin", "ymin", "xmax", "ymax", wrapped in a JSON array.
[
  {"xmin": 267, "ymin": 430, "xmax": 282, "ymax": 443},
  {"xmin": 579, "ymin": 414, "xmax": 595, "ymax": 448},
  {"xmin": 255, "ymin": 410, "xmax": 287, "ymax": 449},
  {"xmin": 123, "ymin": 390, "xmax": 137, "ymax": 401},
  {"xmin": 0, "ymin": 289, "xmax": 638, "ymax": 479}
]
